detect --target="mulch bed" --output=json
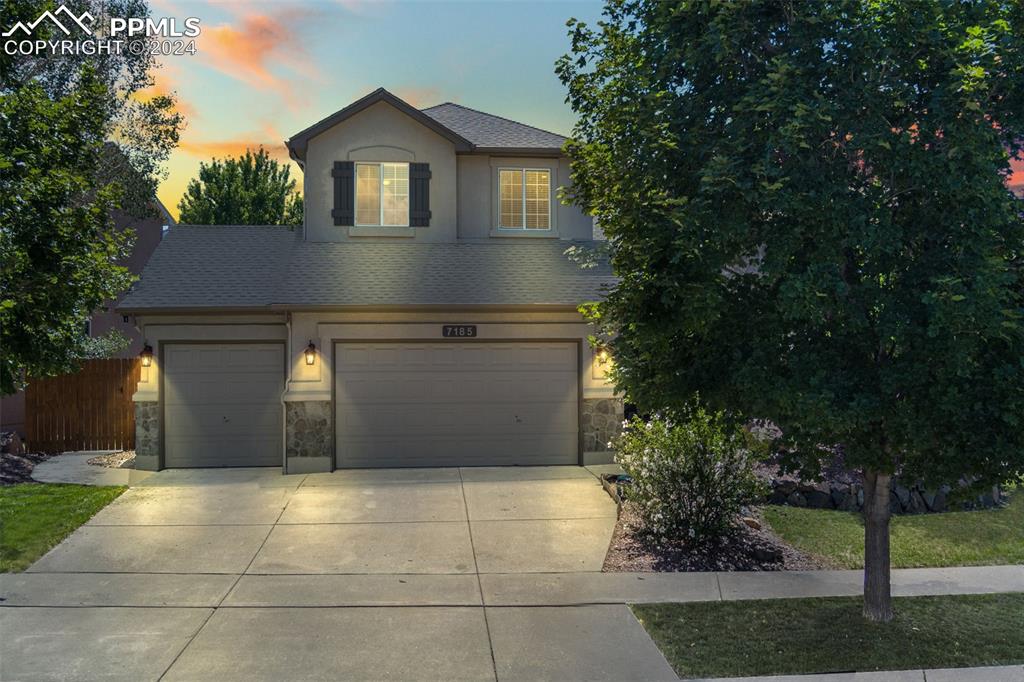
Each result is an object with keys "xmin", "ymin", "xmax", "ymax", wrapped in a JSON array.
[
  {"xmin": 0, "ymin": 451, "xmax": 51, "ymax": 485},
  {"xmin": 87, "ymin": 450, "xmax": 136, "ymax": 469},
  {"xmin": 602, "ymin": 502, "xmax": 827, "ymax": 572}
]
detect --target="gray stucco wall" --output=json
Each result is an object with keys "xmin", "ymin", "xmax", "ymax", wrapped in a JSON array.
[{"xmin": 304, "ymin": 101, "xmax": 458, "ymax": 243}]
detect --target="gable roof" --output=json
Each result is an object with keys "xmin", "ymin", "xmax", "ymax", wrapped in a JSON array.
[
  {"xmin": 286, "ymin": 88, "xmax": 474, "ymax": 163},
  {"xmin": 118, "ymin": 226, "xmax": 614, "ymax": 313},
  {"xmin": 286, "ymin": 88, "xmax": 567, "ymax": 163},
  {"xmin": 420, "ymin": 103, "xmax": 566, "ymax": 153}
]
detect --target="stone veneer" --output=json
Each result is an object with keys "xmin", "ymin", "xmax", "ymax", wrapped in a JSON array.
[
  {"xmin": 285, "ymin": 401, "xmax": 332, "ymax": 459},
  {"xmin": 581, "ymin": 398, "xmax": 624, "ymax": 453},
  {"xmin": 134, "ymin": 401, "xmax": 160, "ymax": 469}
]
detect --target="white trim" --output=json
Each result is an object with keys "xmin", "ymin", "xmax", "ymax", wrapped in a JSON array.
[
  {"xmin": 355, "ymin": 161, "xmax": 410, "ymax": 227},
  {"xmin": 497, "ymin": 167, "xmax": 551, "ymax": 231}
]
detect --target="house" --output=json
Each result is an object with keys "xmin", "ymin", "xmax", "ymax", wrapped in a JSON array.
[
  {"xmin": 119, "ymin": 88, "xmax": 621, "ymax": 473},
  {"xmin": 0, "ymin": 201, "xmax": 174, "ymax": 437}
]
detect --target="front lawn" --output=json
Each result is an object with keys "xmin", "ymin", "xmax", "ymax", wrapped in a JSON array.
[
  {"xmin": 762, "ymin": 491, "xmax": 1023, "ymax": 568},
  {"xmin": 633, "ymin": 593, "xmax": 1024, "ymax": 679},
  {"xmin": 0, "ymin": 483, "xmax": 125, "ymax": 572}
]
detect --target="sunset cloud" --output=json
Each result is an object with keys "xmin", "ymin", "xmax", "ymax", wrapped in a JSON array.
[
  {"xmin": 178, "ymin": 137, "xmax": 291, "ymax": 162},
  {"xmin": 196, "ymin": 6, "xmax": 323, "ymax": 101},
  {"xmin": 392, "ymin": 86, "xmax": 446, "ymax": 108}
]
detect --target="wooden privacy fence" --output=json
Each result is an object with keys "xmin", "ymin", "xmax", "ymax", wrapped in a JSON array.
[{"xmin": 26, "ymin": 358, "xmax": 141, "ymax": 453}]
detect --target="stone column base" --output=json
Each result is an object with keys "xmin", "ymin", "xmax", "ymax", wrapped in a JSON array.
[
  {"xmin": 581, "ymin": 397, "xmax": 624, "ymax": 463},
  {"xmin": 134, "ymin": 401, "xmax": 161, "ymax": 471},
  {"xmin": 285, "ymin": 401, "xmax": 332, "ymax": 474}
]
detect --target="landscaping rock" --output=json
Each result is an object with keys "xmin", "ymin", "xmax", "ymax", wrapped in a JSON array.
[
  {"xmin": 786, "ymin": 491, "xmax": 806, "ymax": 507},
  {"xmin": 805, "ymin": 490, "xmax": 832, "ymax": 509},
  {"xmin": 0, "ymin": 451, "xmax": 50, "ymax": 485},
  {"xmin": 741, "ymin": 517, "xmax": 761, "ymax": 530},
  {"xmin": 1, "ymin": 431, "xmax": 25, "ymax": 455},
  {"xmin": 894, "ymin": 485, "xmax": 912, "ymax": 509}
]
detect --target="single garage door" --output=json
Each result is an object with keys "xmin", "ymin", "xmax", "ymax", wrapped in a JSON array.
[
  {"xmin": 163, "ymin": 343, "xmax": 284, "ymax": 467},
  {"xmin": 335, "ymin": 342, "xmax": 579, "ymax": 467}
]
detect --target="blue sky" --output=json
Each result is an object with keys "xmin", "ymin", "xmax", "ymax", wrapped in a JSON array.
[{"xmin": 146, "ymin": 0, "xmax": 605, "ymax": 215}]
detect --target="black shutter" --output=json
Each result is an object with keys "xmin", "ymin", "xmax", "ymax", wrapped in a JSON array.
[
  {"xmin": 331, "ymin": 161, "xmax": 354, "ymax": 226},
  {"xmin": 409, "ymin": 163, "xmax": 431, "ymax": 227}
]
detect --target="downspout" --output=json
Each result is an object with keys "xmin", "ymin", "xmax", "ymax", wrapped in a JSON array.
[{"xmin": 282, "ymin": 311, "xmax": 291, "ymax": 474}]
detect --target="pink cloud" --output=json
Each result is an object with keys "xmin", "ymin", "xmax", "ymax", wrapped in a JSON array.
[{"xmin": 194, "ymin": 6, "xmax": 323, "ymax": 102}]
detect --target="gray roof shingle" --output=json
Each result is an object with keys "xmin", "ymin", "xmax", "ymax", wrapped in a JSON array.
[
  {"xmin": 119, "ymin": 226, "xmax": 613, "ymax": 311},
  {"xmin": 118, "ymin": 225, "xmax": 298, "ymax": 310},
  {"xmin": 421, "ymin": 103, "xmax": 567, "ymax": 151}
]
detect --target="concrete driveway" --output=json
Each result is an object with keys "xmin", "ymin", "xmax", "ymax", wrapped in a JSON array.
[{"xmin": 0, "ymin": 466, "xmax": 678, "ymax": 681}]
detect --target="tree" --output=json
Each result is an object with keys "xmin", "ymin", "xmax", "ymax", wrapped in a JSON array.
[
  {"xmin": 1, "ymin": 0, "xmax": 183, "ymax": 394},
  {"xmin": 178, "ymin": 148, "xmax": 303, "ymax": 225},
  {"xmin": 559, "ymin": 0, "xmax": 1024, "ymax": 622}
]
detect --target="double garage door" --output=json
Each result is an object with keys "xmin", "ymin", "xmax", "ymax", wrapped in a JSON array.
[
  {"xmin": 335, "ymin": 342, "xmax": 579, "ymax": 467},
  {"xmin": 162, "ymin": 341, "xmax": 579, "ymax": 468}
]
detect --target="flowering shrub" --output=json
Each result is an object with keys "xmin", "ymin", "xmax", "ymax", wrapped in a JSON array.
[{"xmin": 614, "ymin": 408, "xmax": 765, "ymax": 545}]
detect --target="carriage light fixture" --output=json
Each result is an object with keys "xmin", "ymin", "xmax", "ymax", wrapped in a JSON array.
[
  {"xmin": 596, "ymin": 346, "xmax": 610, "ymax": 365},
  {"xmin": 140, "ymin": 343, "xmax": 154, "ymax": 367},
  {"xmin": 305, "ymin": 341, "xmax": 317, "ymax": 366}
]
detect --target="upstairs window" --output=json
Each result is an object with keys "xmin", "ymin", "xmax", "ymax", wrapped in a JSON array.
[
  {"xmin": 356, "ymin": 162, "xmax": 409, "ymax": 226},
  {"xmin": 499, "ymin": 168, "xmax": 550, "ymax": 230}
]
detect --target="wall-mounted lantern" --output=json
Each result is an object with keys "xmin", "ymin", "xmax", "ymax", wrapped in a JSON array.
[
  {"xmin": 596, "ymin": 346, "xmax": 610, "ymax": 366},
  {"xmin": 140, "ymin": 343, "xmax": 154, "ymax": 367},
  {"xmin": 304, "ymin": 340, "xmax": 317, "ymax": 366}
]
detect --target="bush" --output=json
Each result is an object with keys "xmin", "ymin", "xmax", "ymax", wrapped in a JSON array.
[{"xmin": 614, "ymin": 408, "xmax": 765, "ymax": 545}]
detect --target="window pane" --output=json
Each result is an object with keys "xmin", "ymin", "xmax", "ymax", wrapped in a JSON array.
[
  {"xmin": 500, "ymin": 169, "xmax": 523, "ymax": 228},
  {"xmin": 525, "ymin": 170, "xmax": 550, "ymax": 229},
  {"xmin": 381, "ymin": 163, "xmax": 409, "ymax": 226},
  {"xmin": 356, "ymin": 164, "xmax": 380, "ymax": 226}
]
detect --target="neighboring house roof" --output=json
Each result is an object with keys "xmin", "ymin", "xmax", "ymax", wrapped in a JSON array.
[
  {"xmin": 420, "ymin": 103, "xmax": 566, "ymax": 153},
  {"xmin": 285, "ymin": 88, "xmax": 567, "ymax": 163},
  {"xmin": 118, "ymin": 226, "xmax": 613, "ymax": 312}
]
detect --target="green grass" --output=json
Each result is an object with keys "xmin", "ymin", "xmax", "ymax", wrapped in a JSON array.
[
  {"xmin": 634, "ymin": 593, "xmax": 1024, "ymax": 679},
  {"xmin": 0, "ymin": 483, "xmax": 125, "ymax": 572},
  {"xmin": 762, "ymin": 491, "xmax": 1024, "ymax": 568}
]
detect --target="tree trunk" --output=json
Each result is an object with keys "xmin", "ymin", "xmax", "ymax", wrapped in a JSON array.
[{"xmin": 862, "ymin": 469, "xmax": 894, "ymax": 622}]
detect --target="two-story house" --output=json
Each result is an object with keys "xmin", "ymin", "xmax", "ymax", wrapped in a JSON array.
[{"xmin": 119, "ymin": 88, "xmax": 619, "ymax": 473}]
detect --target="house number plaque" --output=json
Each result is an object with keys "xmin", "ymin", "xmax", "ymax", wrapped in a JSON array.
[{"xmin": 442, "ymin": 325, "xmax": 477, "ymax": 338}]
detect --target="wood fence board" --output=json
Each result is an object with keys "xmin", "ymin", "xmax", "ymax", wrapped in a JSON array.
[{"xmin": 25, "ymin": 359, "xmax": 140, "ymax": 453}]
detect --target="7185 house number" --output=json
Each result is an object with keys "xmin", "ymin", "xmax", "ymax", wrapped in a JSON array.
[{"xmin": 442, "ymin": 325, "xmax": 477, "ymax": 338}]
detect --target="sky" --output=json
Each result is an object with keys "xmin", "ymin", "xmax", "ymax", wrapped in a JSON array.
[
  {"xmin": 144, "ymin": 0, "xmax": 605, "ymax": 218},
  {"xmin": 145, "ymin": 0, "xmax": 1023, "ymax": 218}
]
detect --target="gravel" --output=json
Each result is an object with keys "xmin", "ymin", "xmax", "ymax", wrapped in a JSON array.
[{"xmin": 87, "ymin": 450, "xmax": 136, "ymax": 469}]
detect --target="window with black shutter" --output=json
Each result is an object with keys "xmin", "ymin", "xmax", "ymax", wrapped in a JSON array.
[
  {"xmin": 331, "ymin": 161, "xmax": 354, "ymax": 226},
  {"xmin": 409, "ymin": 163, "xmax": 431, "ymax": 227}
]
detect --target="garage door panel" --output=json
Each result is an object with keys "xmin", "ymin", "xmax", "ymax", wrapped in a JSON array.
[
  {"xmin": 339, "ymin": 372, "xmax": 576, "ymax": 404},
  {"xmin": 338, "ymin": 400, "xmax": 578, "ymax": 435},
  {"xmin": 335, "ymin": 342, "xmax": 578, "ymax": 468},
  {"xmin": 163, "ymin": 343, "xmax": 283, "ymax": 468},
  {"xmin": 341, "ymin": 432, "xmax": 578, "ymax": 468}
]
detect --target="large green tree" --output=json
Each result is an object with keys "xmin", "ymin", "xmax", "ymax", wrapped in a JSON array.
[
  {"xmin": 178, "ymin": 148, "xmax": 303, "ymax": 225},
  {"xmin": 1, "ymin": 0, "xmax": 183, "ymax": 393},
  {"xmin": 559, "ymin": 0, "xmax": 1024, "ymax": 621}
]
